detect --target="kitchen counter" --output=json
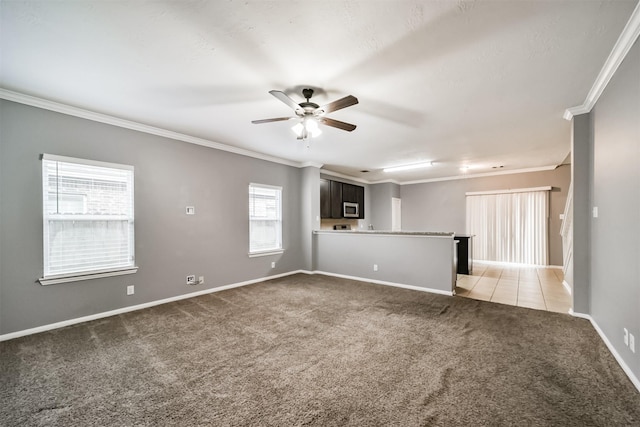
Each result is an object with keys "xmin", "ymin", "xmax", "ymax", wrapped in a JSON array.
[
  {"xmin": 314, "ymin": 230, "xmax": 454, "ymax": 237},
  {"xmin": 313, "ymin": 230, "xmax": 457, "ymax": 295}
]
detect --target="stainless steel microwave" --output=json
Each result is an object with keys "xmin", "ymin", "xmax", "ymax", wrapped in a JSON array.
[{"xmin": 343, "ymin": 202, "xmax": 359, "ymax": 218}]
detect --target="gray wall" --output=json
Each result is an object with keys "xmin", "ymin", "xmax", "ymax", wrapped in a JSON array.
[
  {"xmin": 588, "ymin": 39, "xmax": 639, "ymax": 377},
  {"xmin": 400, "ymin": 165, "xmax": 571, "ymax": 266},
  {"xmin": 0, "ymin": 100, "xmax": 305, "ymax": 334},
  {"xmin": 571, "ymin": 113, "xmax": 592, "ymax": 314},
  {"xmin": 314, "ymin": 232, "xmax": 455, "ymax": 293},
  {"xmin": 369, "ymin": 182, "xmax": 401, "ymax": 230},
  {"xmin": 300, "ymin": 166, "xmax": 320, "ymax": 271}
]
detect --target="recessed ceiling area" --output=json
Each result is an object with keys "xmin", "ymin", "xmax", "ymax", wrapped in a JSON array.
[{"xmin": 1, "ymin": 1, "xmax": 637, "ymax": 183}]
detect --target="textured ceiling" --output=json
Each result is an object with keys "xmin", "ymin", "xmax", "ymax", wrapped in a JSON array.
[{"xmin": 1, "ymin": 1, "xmax": 637, "ymax": 183}]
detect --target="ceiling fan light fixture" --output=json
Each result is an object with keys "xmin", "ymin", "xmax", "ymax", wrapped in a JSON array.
[
  {"xmin": 383, "ymin": 162, "xmax": 433, "ymax": 173},
  {"xmin": 254, "ymin": 89, "xmax": 358, "ymax": 140},
  {"xmin": 305, "ymin": 117, "xmax": 322, "ymax": 137},
  {"xmin": 292, "ymin": 117, "xmax": 322, "ymax": 139},
  {"xmin": 291, "ymin": 122, "xmax": 304, "ymax": 137}
]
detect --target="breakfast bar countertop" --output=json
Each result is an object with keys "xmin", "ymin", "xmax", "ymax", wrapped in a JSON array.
[{"xmin": 313, "ymin": 230, "xmax": 455, "ymax": 237}]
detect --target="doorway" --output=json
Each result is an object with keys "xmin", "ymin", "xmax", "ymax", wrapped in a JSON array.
[{"xmin": 392, "ymin": 197, "xmax": 401, "ymax": 231}]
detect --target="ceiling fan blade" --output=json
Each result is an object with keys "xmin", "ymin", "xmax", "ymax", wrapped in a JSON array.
[
  {"xmin": 318, "ymin": 117, "xmax": 357, "ymax": 132},
  {"xmin": 269, "ymin": 90, "xmax": 304, "ymax": 114},
  {"xmin": 317, "ymin": 95, "xmax": 359, "ymax": 115},
  {"xmin": 251, "ymin": 117, "xmax": 295, "ymax": 124}
]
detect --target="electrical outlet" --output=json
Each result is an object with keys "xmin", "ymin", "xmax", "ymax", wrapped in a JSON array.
[
  {"xmin": 592, "ymin": 206, "xmax": 598, "ymax": 218},
  {"xmin": 630, "ymin": 333, "xmax": 635, "ymax": 353},
  {"xmin": 199, "ymin": 276, "xmax": 205, "ymax": 284},
  {"xmin": 127, "ymin": 285, "xmax": 134, "ymax": 295},
  {"xmin": 624, "ymin": 328, "xmax": 629, "ymax": 346},
  {"xmin": 271, "ymin": 262, "xmax": 276, "ymax": 269},
  {"xmin": 373, "ymin": 264, "xmax": 378, "ymax": 272},
  {"xmin": 186, "ymin": 275, "xmax": 196, "ymax": 285}
]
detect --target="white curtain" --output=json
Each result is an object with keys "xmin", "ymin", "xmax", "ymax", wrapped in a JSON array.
[{"xmin": 466, "ymin": 190, "xmax": 549, "ymax": 265}]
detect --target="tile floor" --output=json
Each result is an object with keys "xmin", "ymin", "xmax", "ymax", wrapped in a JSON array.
[{"xmin": 455, "ymin": 262, "xmax": 572, "ymax": 314}]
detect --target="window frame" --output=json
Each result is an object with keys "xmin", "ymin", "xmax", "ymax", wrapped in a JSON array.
[
  {"xmin": 248, "ymin": 183, "xmax": 283, "ymax": 257},
  {"xmin": 39, "ymin": 154, "xmax": 137, "ymax": 285}
]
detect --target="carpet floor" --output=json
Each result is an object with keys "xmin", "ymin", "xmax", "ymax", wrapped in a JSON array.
[{"xmin": 1, "ymin": 273, "xmax": 640, "ymax": 426}]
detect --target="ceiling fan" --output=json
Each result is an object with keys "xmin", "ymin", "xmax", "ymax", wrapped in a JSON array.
[{"xmin": 251, "ymin": 88, "xmax": 359, "ymax": 140}]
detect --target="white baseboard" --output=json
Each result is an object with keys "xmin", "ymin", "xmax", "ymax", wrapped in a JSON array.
[
  {"xmin": 0, "ymin": 270, "xmax": 306, "ymax": 342},
  {"xmin": 570, "ymin": 310, "xmax": 640, "ymax": 394},
  {"xmin": 311, "ymin": 270, "xmax": 454, "ymax": 297},
  {"xmin": 562, "ymin": 280, "xmax": 572, "ymax": 295}
]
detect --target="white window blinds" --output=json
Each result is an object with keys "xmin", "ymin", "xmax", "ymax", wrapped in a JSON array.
[
  {"xmin": 466, "ymin": 189, "xmax": 549, "ymax": 265},
  {"xmin": 249, "ymin": 184, "xmax": 282, "ymax": 254},
  {"xmin": 42, "ymin": 154, "xmax": 135, "ymax": 278}
]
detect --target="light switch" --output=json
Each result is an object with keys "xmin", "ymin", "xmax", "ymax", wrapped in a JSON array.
[
  {"xmin": 186, "ymin": 206, "xmax": 195, "ymax": 215},
  {"xmin": 592, "ymin": 206, "xmax": 598, "ymax": 218}
]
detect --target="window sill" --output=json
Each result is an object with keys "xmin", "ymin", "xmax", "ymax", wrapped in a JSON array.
[
  {"xmin": 39, "ymin": 267, "xmax": 138, "ymax": 286},
  {"xmin": 248, "ymin": 250, "xmax": 284, "ymax": 258}
]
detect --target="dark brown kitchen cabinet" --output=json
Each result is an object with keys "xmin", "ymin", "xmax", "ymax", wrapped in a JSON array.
[
  {"xmin": 320, "ymin": 179, "xmax": 331, "ymax": 219},
  {"xmin": 320, "ymin": 179, "xmax": 365, "ymax": 219},
  {"xmin": 330, "ymin": 180, "xmax": 343, "ymax": 219},
  {"xmin": 342, "ymin": 183, "xmax": 357, "ymax": 203},
  {"xmin": 355, "ymin": 185, "xmax": 365, "ymax": 219}
]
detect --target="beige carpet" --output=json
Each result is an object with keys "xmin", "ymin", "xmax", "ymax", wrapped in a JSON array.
[{"xmin": 1, "ymin": 273, "xmax": 639, "ymax": 426}]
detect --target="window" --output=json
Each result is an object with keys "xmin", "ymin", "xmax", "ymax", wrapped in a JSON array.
[
  {"xmin": 249, "ymin": 183, "xmax": 282, "ymax": 255},
  {"xmin": 41, "ymin": 154, "xmax": 136, "ymax": 283},
  {"xmin": 466, "ymin": 188, "xmax": 549, "ymax": 265}
]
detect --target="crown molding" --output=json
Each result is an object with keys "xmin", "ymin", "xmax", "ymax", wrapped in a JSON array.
[
  {"xmin": 0, "ymin": 88, "xmax": 305, "ymax": 169},
  {"xmin": 564, "ymin": 2, "xmax": 640, "ymax": 120},
  {"xmin": 398, "ymin": 165, "xmax": 559, "ymax": 186},
  {"xmin": 319, "ymin": 165, "xmax": 561, "ymax": 186},
  {"xmin": 300, "ymin": 161, "xmax": 324, "ymax": 169},
  {"xmin": 365, "ymin": 178, "xmax": 402, "ymax": 185},
  {"xmin": 319, "ymin": 169, "xmax": 372, "ymax": 184}
]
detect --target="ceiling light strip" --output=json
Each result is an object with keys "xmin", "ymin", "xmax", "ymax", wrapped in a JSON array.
[{"xmin": 383, "ymin": 162, "xmax": 433, "ymax": 173}]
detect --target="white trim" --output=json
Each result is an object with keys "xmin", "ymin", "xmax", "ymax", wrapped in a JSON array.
[
  {"xmin": 248, "ymin": 250, "xmax": 284, "ymax": 258},
  {"xmin": 322, "ymin": 165, "xmax": 560, "ymax": 186},
  {"xmin": 466, "ymin": 186, "xmax": 552, "ymax": 196},
  {"xmin": 0, "ymin": 89, "xmax": 302, "ymax": 169},
  {"xmin": 300, "ymin": 161, "xmax": 324, "ymax": 169},
  {"xmin": 39, "ymin": 267, "xmax": 138, "ymax": 285},
  {"xmin": 569, "ymin": 311, "xmax": 640, "ymax": 394},
  {"xmin": 249, "ymin": 182, "xmax": 282, "ymax": 191},
  {"xmin": 563, "ymin": 2, "xmax": 640, "ymax": 120},
  {"xmin": 319, "ymin": 169, "xmax": 371, "ymax": 184},
  {"xmin": 398, "ymin": 166, "xmax": 559, "ymax": 185},
  {"xmin": 562, "ymin": 280, "xmax": 572, "ymax": 295},
  {"xmin": 1, "ymin": 270, "xmax": 306, "ymax": 342},
  {"xmin": 366, "ymin": 178, "xmax": 402, "ymax": 185},
  {"xmin": 42, "ymin": 153, "xmax": 134, "ymax": 171},
  {"xmin": 311, "ymin": 270, "xmax": 454, "ymax": 296}
]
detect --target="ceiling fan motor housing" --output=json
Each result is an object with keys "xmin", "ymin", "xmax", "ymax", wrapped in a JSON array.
[{"xmin": 302, "ymin": 88, "xmax": 314, "ymax": 100}]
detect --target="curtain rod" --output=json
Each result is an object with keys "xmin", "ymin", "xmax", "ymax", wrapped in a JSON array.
[{"xmin": 466, "ymin": 186, "xmax": 552, "ymax": 196}]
